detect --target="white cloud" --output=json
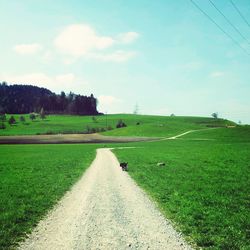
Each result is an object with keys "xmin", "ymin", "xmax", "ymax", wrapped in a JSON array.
[
  {"xmin": 90, "ymin": 50, "xmax": 136, "ymax": 62},
  {"xmin": 42, "ymin": 50, "xmax": 53, "ymax": 62},
  {"xmin": 98, "ymin": 95, "xmax": 123, "ymax": 113},
  {"xmin": 13, "ymin": 24, "xmax": 139, "ymax": 64},
  {"xmin": 117, "ymin": 32, "xmax": 139, "ymax": 44},
  {"xmin": 53, "ymin": 24, "xmax": 139, "ymax": 63},
  {"xmin": 54, "ymin": 24, "xmax": 114, "ymax": 57},
  {"xmin": 13, "ymin": 43, "xmax": 43, "ymax": 55},
  {"xmin": 210, "ymin": 71, "xmax": 225, "ymax": 78}
]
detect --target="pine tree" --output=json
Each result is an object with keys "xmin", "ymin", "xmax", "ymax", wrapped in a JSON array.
[{"xmin": 40, "ymin": 108, "xmax": 46, "ymax": 119}]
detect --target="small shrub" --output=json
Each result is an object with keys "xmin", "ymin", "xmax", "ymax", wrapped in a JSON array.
[
  {"xmin": 29, "ymin": 113, "xmax": 36, "ymax": 121},
  {"xmin": 8, "ymin": 116, "xmax": 16, "ymax": 125},
  {"xmin": 19, "ymin": 116, "xmax": 26, "ymax": 122},
  {"xmin": 211, "ymin": 112, "xmax": 218, "ymax": 119},
  {"xmin": 116, "ymin": 120, "xmax": 127, "ymax": 128}
]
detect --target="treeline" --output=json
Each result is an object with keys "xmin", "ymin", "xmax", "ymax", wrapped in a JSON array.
[{"xmin": 0, "ymin": 82, "xmax": 101, "ymax": 115}]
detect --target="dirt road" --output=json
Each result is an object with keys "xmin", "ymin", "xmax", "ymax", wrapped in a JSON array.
[
  {"xmin": 18, "ymin": 148, "xmax": 192, "ymax": 250},
  {"xmin": 0, "ymin": 134, "xmax": 159, "ymax": 144}
]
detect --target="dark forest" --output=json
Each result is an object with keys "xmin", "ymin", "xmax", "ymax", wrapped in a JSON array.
[{"xmin": 0, "ymin": 82, "xmax": 100, "ymax": 115}]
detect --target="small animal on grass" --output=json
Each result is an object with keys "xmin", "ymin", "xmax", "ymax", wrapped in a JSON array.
[
  {"xmin": 120, "ymin": 162, "xmax": 128, "ymax": 171},
  {"xmin": 157, "ymin": 162, "xmax": 165, "ymax": 167}
]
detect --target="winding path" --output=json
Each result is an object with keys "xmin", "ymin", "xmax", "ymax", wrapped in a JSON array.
[{"xmin": 19, "ymin": 148, "xmax": 192, "ymax": 250}]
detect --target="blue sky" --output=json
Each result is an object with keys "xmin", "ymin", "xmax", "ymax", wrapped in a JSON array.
[{"xmin": 0, "ymin": 0, "xmax": 250, "ymax": 123}]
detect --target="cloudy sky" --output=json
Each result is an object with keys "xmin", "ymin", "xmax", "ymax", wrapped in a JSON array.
[{"xmin": 0, "ymin": 0, "xmax": 250, "ymax": 123}]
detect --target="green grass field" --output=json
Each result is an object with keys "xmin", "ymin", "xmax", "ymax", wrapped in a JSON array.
[
  {"xmin": 182, "ymin": 125, "xmax": 250, "ymax": 142},
  {"xmin": 0, "ymin": 114, "xmax": 235, "ymax": 137},
  {"xmin": 113, "ymin": 127, "xmax": 250, "ymax": 249},
  {"xmin": 1, "ymin": 114, "xmax": 248, "ymax": 249},
  {"xmin": 0, "ymin": 144, "xmax": 98, "ymax": 249}
]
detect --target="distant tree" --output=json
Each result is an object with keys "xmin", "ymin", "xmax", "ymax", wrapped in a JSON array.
[
  {"xmin": 170, "ymin": 113, "xmax": 175, "ymax": 117},
  {"xmin": 0, "ymin": 122, "xmax": 6, "ymax": 129},
  {"xmin": 19, "ymin": 116, "xmax": 26, "ymax": 122},
  {"xmin": 67, "ymin": 92, "xmax": 75, "ymax": 102},
  {"xmin": 29, "ymin": 113, "xmax": 36, "ymax": 121},
  {"xmin": 40, "ymin": 108, "xmax": 46, "ymax": 119},
  {"xmin": 59, "ymin": 91, "xmax": 68, "ymax": 111},
  {"xmin": 116, "ymin": 119, "xmax": 127, "ymax": 128},
  {"xmin": 238, "ymin": 120, "xmax": 242, "ymax": 125},
  {"xmin": 211, "ymin": 112, "xmax": 218, "ymax": 119},
  {"xmin": 8, "ymin": 116, "xmax": 16, "ymax": 125}
]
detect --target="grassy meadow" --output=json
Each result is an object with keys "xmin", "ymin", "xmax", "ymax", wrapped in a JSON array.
[
  {"xmin": 0, "ymin": 144, "xmax": 98, "ymax": 249},
  {"xmin": 0, "ymin": 114, "xmax": 235, "ymax": 137},
  {"xmin": 113, "ymin": 127, "xmax": 250, "ymax": 249},
  {"xmin": 182, "ymin": 125, "xmax": 250, "ymax": 142},
  {"xmin": 1, "ymin": 114, "xmax": 249, "ymax": 249}
]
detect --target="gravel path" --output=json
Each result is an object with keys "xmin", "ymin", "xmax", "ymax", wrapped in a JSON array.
[
  {"xmin": 18, "ymin": 148, "xmax": 192, "ymax": 250},
  {"xmin": 0, "ymin": 134, "xmax": 159, "ymax": 144}
]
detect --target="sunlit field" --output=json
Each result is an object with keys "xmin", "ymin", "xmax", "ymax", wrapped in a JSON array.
[
  {"xmin": 114, "ymin": 127, "xmax": 250, "ymax": 249},
  {"xmin": 0, "ymin": 144, "xmax": 98, "ymax": 249}
]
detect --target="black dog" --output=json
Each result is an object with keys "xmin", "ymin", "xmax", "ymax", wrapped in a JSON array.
[{"xmin": 120, "ymin": 162, "xmax": 128, "ymax": 171}]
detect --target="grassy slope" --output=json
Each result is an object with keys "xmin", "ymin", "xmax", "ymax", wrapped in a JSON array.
[
  {"xmin": 103, "ymin": 116, "xmax": 235, "ymax": 137},
  {"xmin": 182, "ymin": 125, "xmax": 250, "ymax": 142},
  {"xmin": 1, "ymin": 114, "xmax": 99, "ymax": 136},
  {"xmin": 113, "ymin": 127, "xmax": 250, "ymax": 249},
  {"xmin": 0, "ymin": 114, "xmax": 235, "ymax": 137},
  {"xmin": 0, "ymin": 144, "xmax": 98, "ymax": 249}
]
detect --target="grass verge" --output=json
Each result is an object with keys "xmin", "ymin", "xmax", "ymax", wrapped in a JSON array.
[
  {"xmin": 113, "ymin": 131, "xmax": 250, "ymax": 249},
  {"xmin": 0, "ymin": 144, "xmax": 98, "ymax": 249}
]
